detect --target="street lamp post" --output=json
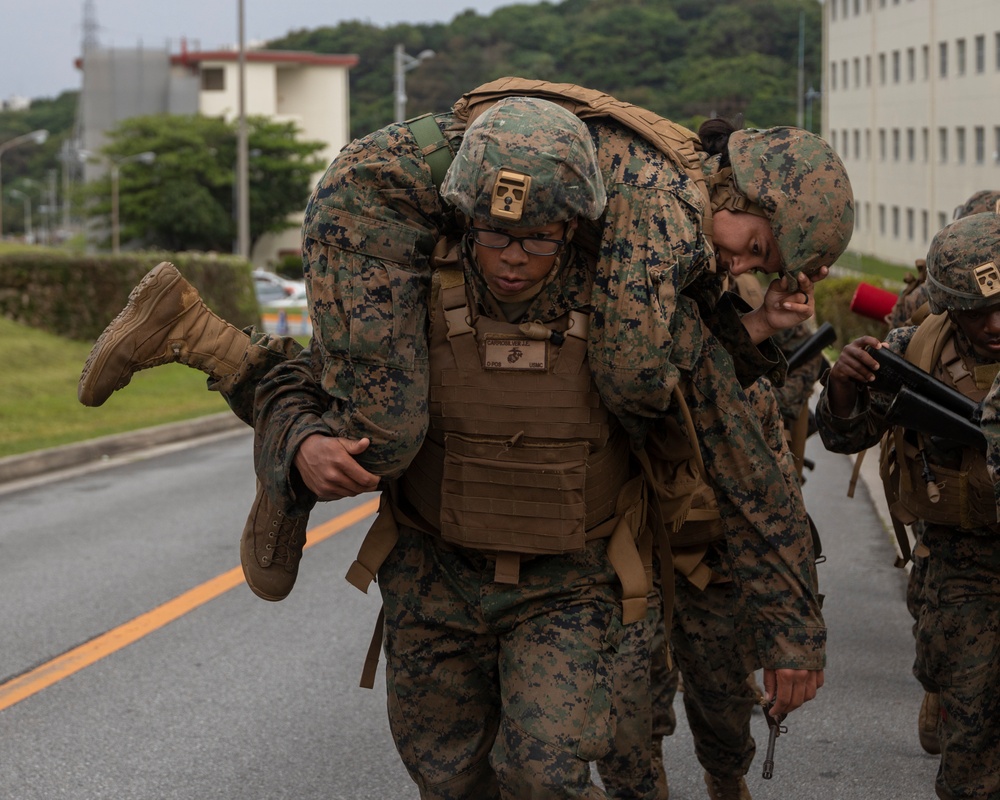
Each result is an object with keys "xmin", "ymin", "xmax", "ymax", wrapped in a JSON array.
[
  {"xmin": 0, "ymin": 129, "xmax": 48, "ymax": 239},
  {"xmin": 110, "ymin": 151, "xmax": 156, "ymax": 254},
  {"xmin": 7, "ymin": 188, "xmax": 32, "ymax": 243},
  {"xmin": 393, "ymin": 44, "xmax": 435, "ymax": 122},
  {"xmin": 805, "ymin": 86, "xmax": 822, "ymax": 133}
]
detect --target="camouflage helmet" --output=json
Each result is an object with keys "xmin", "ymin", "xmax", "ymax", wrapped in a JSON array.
[
  {"xmin": 728, "ymin": 127, "xmax": 855, "ymax": 276},
  {"xmin": 953, "ymin": 189, "xmax": 1000, "ymax": 220},
  {"xmin": 441, "ymin": 96, "xmax": 606, "ymax": 227},
  {"xmin": 925, "ymin": 210, "xmax": 1000, "ymax": 313}
]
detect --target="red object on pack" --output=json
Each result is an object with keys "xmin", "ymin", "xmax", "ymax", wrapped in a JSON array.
[{"xmin": 850, "ymin": 282, "xmax": 897, "ymax": 322}]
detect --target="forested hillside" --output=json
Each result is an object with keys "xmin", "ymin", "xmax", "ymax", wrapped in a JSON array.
[
  {"xmin": 0, "ymin": 0, "xmax": 822, "ymax": 234},
  {"xmin": 270, "ymin": 0, "xmax": 823, "ymax": 138}
]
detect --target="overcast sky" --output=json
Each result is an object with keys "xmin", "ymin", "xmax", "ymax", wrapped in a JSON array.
[{"xmin": 1, "ymin": 0, "xmax": 530, "ymax": 102}]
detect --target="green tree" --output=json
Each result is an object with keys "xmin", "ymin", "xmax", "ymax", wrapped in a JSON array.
[{"xmin": 79, "ymin": 114, "xmax": 325, "ymax": 252}]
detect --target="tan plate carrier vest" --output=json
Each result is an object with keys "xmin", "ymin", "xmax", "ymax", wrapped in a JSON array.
[
  {"xmin": 879, "ymin": 313, "xmax": 1000, "ymax": 566},
  {"xmin": 346, "ymin": 269, "xmax": 652, "ymax": 687}
]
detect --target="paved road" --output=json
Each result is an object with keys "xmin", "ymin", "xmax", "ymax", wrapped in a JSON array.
[{"xmin": 0, "ymin": 429, "xmax": 940, "ymax": 798}]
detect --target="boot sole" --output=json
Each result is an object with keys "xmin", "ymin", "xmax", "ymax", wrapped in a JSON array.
[{"xmin": 78, "ymin": 262, "xmax": 183, "ymax": 406}]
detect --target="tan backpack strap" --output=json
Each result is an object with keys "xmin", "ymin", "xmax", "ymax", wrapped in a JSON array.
[
  {"xmin": 847, "ymin": 450, "xmax": 866, "ymax": 498},
  {"xmin": 553, "ymin": 310, "xmax": 589, "ymax": 375},
  {"xmin": 345, "ymin": 493, "xmax": 400, "ymax": 593},
  {"xmin": 605, "ymin": 475, "xmax": 650, "ymax": 624},
  {"xmin": 789, "ymin": 400, "xmax": 811, "ymax": 481},
  {"xmin": 493, "ymin": 552, "xmax": 521, "ymax": 585},
  {"xmin": 906, "ymin": 313, "xmax": 951, "ymax": 374},
  {"xmin": 439, "ymin": 269, "xmax": 481, "ymax": 366},
  {"xmin": 359, "ymin": 606, "xmax": 385, "ymax": 689},
  {"xmin": 881, "ymin": 470, "xmax": 913, "ymax": 570}
]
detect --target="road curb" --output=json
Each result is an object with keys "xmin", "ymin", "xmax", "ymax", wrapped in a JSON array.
[{"xmin": 0, "ymin": 412, "xmax": 246, "ymax": 486}]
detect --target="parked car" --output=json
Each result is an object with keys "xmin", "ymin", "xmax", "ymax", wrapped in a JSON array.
[
  {"xmin": 252, "ymin": 269, "xmax": 306, "ymax": 305},
  {"xmin": 253, "ymin": 269, "xmax": 311, "ymax": 336}
]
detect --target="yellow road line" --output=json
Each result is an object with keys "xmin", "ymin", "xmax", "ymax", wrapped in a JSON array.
[{"xmin": 0, "ymin": 496, "xmax": 379, "ymax": 713}]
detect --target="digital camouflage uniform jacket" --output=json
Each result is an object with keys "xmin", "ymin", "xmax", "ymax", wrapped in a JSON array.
[{"xmin": 253, "ymin": 107, "xmax": 826, "ymax": 671}]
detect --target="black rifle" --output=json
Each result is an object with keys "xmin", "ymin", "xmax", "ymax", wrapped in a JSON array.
[
  {"xmin": 864, "ymin": 345, "xmax": 986, "ymax": 452},
  {"xmin": 785, "ymin": 322, "xmax": 837, "ymax": 373}
]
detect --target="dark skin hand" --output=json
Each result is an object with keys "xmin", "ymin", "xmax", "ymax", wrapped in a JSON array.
[
  {"xmin": 293, "ymin": 434, "xmax": 381, "ymax": 501},
  {"xmin": 826, "ymin": 334, "xmax": 885, "ymax": 418}
]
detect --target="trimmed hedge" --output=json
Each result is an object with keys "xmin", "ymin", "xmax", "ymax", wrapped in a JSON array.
[{"xmin": 0, "ymin": 250, "xmax": 260, "ymax": 342}]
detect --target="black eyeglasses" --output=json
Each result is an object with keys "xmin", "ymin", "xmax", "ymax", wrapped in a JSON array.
[{"xmin": 469, "ymin": 227, "xmax": 565, "ymax": 256}]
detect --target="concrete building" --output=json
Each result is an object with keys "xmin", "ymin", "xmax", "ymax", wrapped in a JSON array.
[
  {"xmin": 824, "ymin": 0, "xmax": 1000, "ymax": 266},
  {"xmin": 77, "ymin": 44, "xmax": 357, "ymax": 265}
]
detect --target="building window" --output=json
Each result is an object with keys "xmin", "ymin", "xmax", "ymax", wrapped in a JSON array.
[
  {"xmin": 879, "ymin": 128, "xmax": 887, "ymax": 160},
  {"xmin": 832, "ymin": 130, "xmax": 838, "ymax": 152},
  {"xmin": 842, "ymin": 0, "xmax": 848, "ymax": 16},
  {"xmin": 907, "ymin": 47, "xmax": 916, "ymax": 81},
  {"xmin": 975, "ymin": 127, "xmax": 985, "ymax": 164},
  {"xmin": 921, "ymin": 210, "xmax": 929, "ymax": 243},
  {"xmin": 892, "ymin": 207, "xmax": 900, "ymax": 239},
  {"xmin": 832, "ymin": 0, "xmax": 837, "ymax": 19},
  {"xmin": 892, "ymin": 50, "xmax": 901, "ymax": 83},
  {"xmin": 922, "ymin": 127, "xmax": 929, "ymax": 162},
  {"xmin": 200, "ymin": 67, "xmax": 225, "ymax": 91},
  {"xmin": 843, "ymin": 129, "xmax": 849, "ymax": 158},
  {"xmin": 938, "ymin": 212, "xmax": 948, "ymax": 230},
  {"xmin": 831, "ymin": 61, "xmax": 838, "ymax": 90},
  {"xmin": 906, "ymin": 209, "xmax": 915, "ymax": 241},
  {"xmin": 866, "ymin": 129, "xmax": 872, "ymax": 160},
  {"xmin": 906, "ymin": 128, "xmax": 915, "ymax": 161},
  {"xmin": 922, "ymin": 45, "xmax": 929, "ymax": 80},
  {"xmin": 975, "ymin": 35, "xmax": 985, "ymax": 73},
  {"xmin": 957, "ymin": 39, "xmax": 966, "ymax": 76},
  {"xmin": 956, "ymin": 127, "xmax": 966, "ymax": 163},
  {"xmin": 879, "ymin": 53, "xmax": 887, "ymax": 84},
  {"xmin": 995, "ymin": 126, "xmax": 1000, "ymax": 162},
  {"xmin": 892, "ymin": 128, "xmax": 900, "ymax": 161},
  {"xmin": 854, "ymin": 0, "xmax": 860, "ymax": 13},
  {"xmin": 939, "ymin": 127, "xmax": 948, "ymax": 162},
  {"xmin": 866, "ymin": 202, "xmax": 872, "ymax": 232},
  {"xmin": 879, "ymin": 204, "xmax": 886, "ymax": 235},
  {"xmin": 854, "ymin": 129, "xmax": 861, "ymax": 160},
  {"xmin": 843, "ymin": 59, "xmax": 849, "ymax": 88},
  {"xmin": 939, "ymin": 42, "xmax": 948, "ymax": 78},
  {"xmin": 865, "ymin": 55, "xmax": 872, "ymax": 86},
  {"xmin": 854, "ymin": 57, "xmax": 861, "ymax": 87}
]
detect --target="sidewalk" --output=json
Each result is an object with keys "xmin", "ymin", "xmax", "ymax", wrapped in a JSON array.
[{"xmin": 0, "ymin": 412, "xmax": 246, "ymax": 488}]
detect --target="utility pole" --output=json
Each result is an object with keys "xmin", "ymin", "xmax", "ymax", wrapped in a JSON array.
[
  {"xmin": 236, "ymin": 0, "xmax": 250, "ymax": 260},
  {"xmin": 797, "ymin": 10, "xmax": 806, "ymax": 128}
]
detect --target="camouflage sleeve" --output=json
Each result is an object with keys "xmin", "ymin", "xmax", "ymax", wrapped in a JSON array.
[
  {"xmin": 815, "ymin": 327, "xmax": 913, "ymax": 454},
  {"xmin": 982, "ymin": 369, "xmax": 1000, "ymax": 509},
  {"xmin": 253, "ymin": 344, "xmax": 334, "ymax": 516},
  {"xmin": 704, "ymin": 290, "xmax": 785, "ymax": 389},
  {"xmin": 680, "ymin": 326, "xmax": 826, "ymax": 670}
]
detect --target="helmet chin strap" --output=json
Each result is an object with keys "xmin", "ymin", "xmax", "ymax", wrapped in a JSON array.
[{"xmin": 708, "ymin": 167, "xmax": 768, "ymax": 219}]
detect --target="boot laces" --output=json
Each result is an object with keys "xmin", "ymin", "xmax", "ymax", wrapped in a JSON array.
[{"xmin": 264, "ymin": 512, "xmax": 304, "ymax": 568}]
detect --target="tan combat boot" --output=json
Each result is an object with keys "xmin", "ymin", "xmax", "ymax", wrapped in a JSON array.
[
  {"xmin": 918, "ymin": 691, "xmax": 942, "ymax": 755},
  {"xmin": 240, "ymin": 483, "xmax": 309, "ymax": 602},
  {"xmin": 704, "ymin": 772, "xmax": 752, "ymax": 800},
  {"xmin": 78, "ymin": 261, "xmax": 250, "ymax": 406}
]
